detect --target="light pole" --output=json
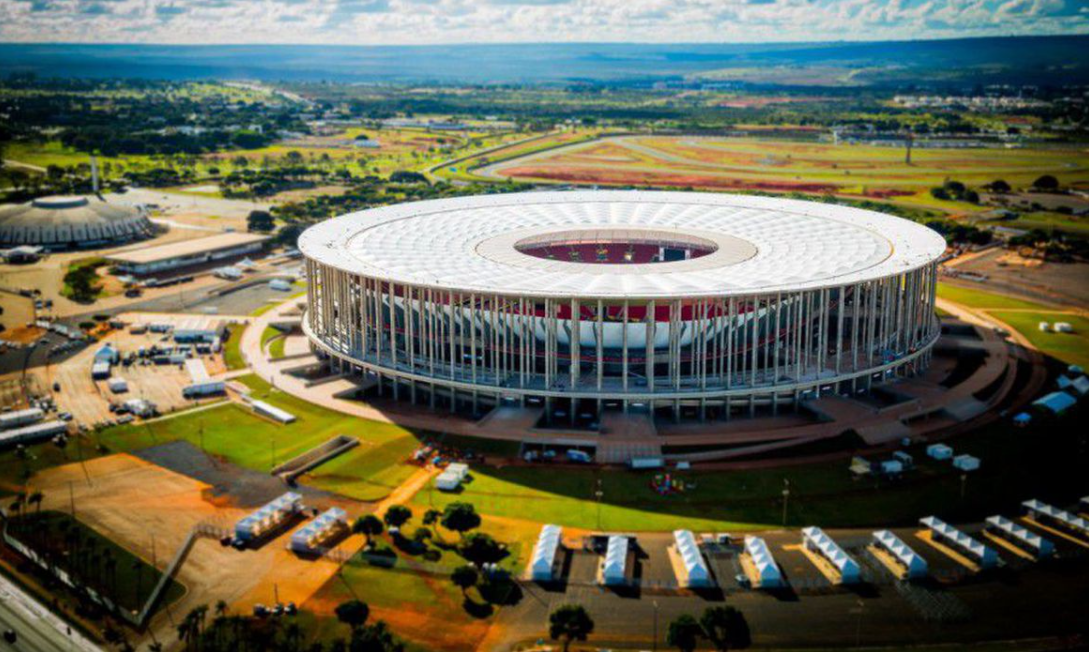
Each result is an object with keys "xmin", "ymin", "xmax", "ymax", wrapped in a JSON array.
[
  {"xmin": 855, "ymin": 598, "xmax": 864, "ymax": 646},
  {"xmin": 781, "ymin": 479, "xmax": 790, "ymax": 526},
  {"xmin": 652, "ymin": 599, "xmax": 659, "ymax": 651}
]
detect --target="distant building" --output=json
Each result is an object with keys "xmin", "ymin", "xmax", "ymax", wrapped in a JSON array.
[
  {"xmin": 0, "ymin": 196, "xmax": 154, "ymax": 250},
  {"xmin": 107, "ymin": 232, "xmax": 270, "ymax": 275}
]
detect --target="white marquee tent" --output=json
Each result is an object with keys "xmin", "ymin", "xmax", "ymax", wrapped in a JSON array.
[
  {"xmin": 529, "ymin": 524, "xmax": 563, "ymax": 581},
  {"xmin": 802, "ymin": 526, "xmax": 861, "ymax": 584},
  {"xmin": 602, "ymin": 535, "xmax": 629, "ymax": 586},
  {"xmin": 744, "ymin": 536, "xmax": 783, "ymax": 588},
  {"xmin": 919, "ymin": 516, "xmax": 997, "ymax": 569},
  {"xmin": 872, "ymin": 530, "xmax": 928, "ymax": 579},
  {"xmin": 673, "ymin": 529, "xmax": 713, "ymax": 588}
]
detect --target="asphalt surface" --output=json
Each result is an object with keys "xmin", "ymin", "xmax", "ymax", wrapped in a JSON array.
[{"xmin": 0, "ymin": 573, "xmax": 101, "ymax": 652}]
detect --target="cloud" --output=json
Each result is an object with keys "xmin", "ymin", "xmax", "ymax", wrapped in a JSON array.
[{"xmin": 0, "ymin": 0, "xmax": 1085, "ymax": 44}]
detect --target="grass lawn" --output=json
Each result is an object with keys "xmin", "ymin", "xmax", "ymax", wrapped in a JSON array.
[
  {"xmin": 412, "ymin": 404, "xmax": 1087, "ymax": 532},
  {"xmin": 937, "ymin": 282, "xmax": 1055, "ymax": 310},
  {"xmin": 0, "ymin": 437, "xmax": 99, "ymax": 497},
  {"xmin": 268, "ymin": 336, "xmax": 286, "ymax": 360},
  {"xmin": 91, "ymin": 375, "xmax": 427, "ymax": 500},
  {"xmin": 301, "ymin": 436, "xmax": 421, "ymax": 501},
  {"xmin": 222, "ymin": 323, "xmax": 248, "ymax": 370},
  {"xmin": 7, "ymin": 510, "xmax": 185, "ymax": 614},
  {"xmin": 990, "ymin": 311, "xmax": 1089, "ymax": 369}
]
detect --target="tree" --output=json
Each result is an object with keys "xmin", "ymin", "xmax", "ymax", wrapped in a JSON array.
[
  {"xmin": 667, "ymin": 614, "xmax": 703, "ymax": 652},
  {"xmin": 383, "ymin": 505, "xmax": 412, "ymax": 529},
  {"xmin": 451, "ymin": 564, "xmax": 479, "ymax": 596},
  {"xmin": 422, "ymin": 509, "xmax": 441, "ymax": 526},
  {"xmin": 247, "ymin": 210, "xmax": 275, "ymax": 233},
  {"xmin": 334, "ymin": 599, "xmax": 370, "ymax": 632},
  {"xmin": 352, "ymin": 620, "xmax": 404, "ymax": 652},
  {"xmin": 1032, "ymin": 175, "xmax": 1059, "ymax": 191},
  {"xmin": 458, "ymin": 532, "xmax": 503, "ymax": 568},
  {"xmin": 549, "ymin": 604, "xmax": 594, "ymax": 652},
  {"xmin": 27, "ymin": 490, "xmax": 43, "ymax": 517},
  {"xmin": 353, "ymin": 515, "xmax": 384, "ymax": 548},
  {"xmin": 440, "ymin": 502, "xmax": 481, "ymax": 539},
  {"xmin": 989, "ymin": 179, "xmax": 1011, "ymax": 193},
  {"xmin": 700, "ymin": 606, "xmax": 751, "ymax": 651}
]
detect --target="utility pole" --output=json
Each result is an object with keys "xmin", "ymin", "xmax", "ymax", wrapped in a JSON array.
[
  {"xmin": 594, "ymin": 478, "xmax": 604, "ymax": 531},
  {"xmin": 652, "ymin": 600, "xmax": 659, "ymax": 652},
  {"xmin": 781, "ymin": 479, "xmax": 790, "ymax": 526},
  {"xmin": 68, "ymin": 480, "xmax": 75, "ymax": 518}
]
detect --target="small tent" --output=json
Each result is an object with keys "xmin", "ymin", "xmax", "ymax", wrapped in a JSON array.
[{"xmin": 601, "ymin": 535, "xmax": 628, "ymax": 585}]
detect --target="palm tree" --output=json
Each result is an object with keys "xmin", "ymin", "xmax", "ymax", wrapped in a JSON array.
[
  {"xmin": 28, "ymin": 490, "xmax": 43, "ymax": 519},
  {"xmin": 335, "ymin": 599, "xmax": 370, "ymax": 633},
  {"xmin": 549, "ymin": 604, "xmax": 594, "ymax": 652}
]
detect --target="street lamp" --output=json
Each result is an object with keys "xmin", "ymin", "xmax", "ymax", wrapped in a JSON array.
[
  {"xmin": 781, "ymin": 479, "xmax": 790, "ymax": 526},
  {"xmin": 652, "ymin": 599, "xmax": 659, "ymax": 651}
]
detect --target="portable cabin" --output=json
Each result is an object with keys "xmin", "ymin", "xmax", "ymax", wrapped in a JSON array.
[
  {"xmin": 926, "ymin": 443, "xmax": 953, "ymax": 460},
  {"xmin": 952, "ymin": 454, "xmax": 980, "ymax": 472}
]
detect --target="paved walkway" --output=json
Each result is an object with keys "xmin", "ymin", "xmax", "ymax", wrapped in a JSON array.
[{"xmin": 241, "ymin": 297, "xmax": 1036, "ymax": 466}]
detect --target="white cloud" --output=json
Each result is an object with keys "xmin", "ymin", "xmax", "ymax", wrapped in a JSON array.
[{"xmin": 0, "ymin": 0, "xmax": 1084, "ymax": 43}]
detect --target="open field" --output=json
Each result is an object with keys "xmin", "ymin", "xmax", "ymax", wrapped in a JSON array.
[
  {"xmin": 937, "ymin": 282, "xmax": 1089, "ymax": 367},
  {"xmin": 480, "ymin": 135, "xmax": 1089, "ymax": 211},
  {"xmin": 410, "ymin": 402, "xmax": 1087, "ymax": 533}
]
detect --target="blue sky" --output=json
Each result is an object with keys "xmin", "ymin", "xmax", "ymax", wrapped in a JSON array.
[{"xmin": 0, "ymin": 0, "xmax": 1086, "ymax": 44}]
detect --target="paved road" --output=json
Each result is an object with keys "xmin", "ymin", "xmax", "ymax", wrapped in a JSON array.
[{"xmin": 0, "ymin": 573, "xmax": 101, "ymax": 652}]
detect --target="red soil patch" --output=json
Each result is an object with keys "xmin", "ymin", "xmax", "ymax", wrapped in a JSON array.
[
  {"xmin": 860, "ymin": 188, "xmax": 915, "ymax": 199},
  {"xmin": 502, "ymin": 165, "xmax": 839, "ymax": 194}
]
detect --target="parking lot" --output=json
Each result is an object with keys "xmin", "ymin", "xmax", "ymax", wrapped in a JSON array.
[{"xmin": 20, "ymin": 312, "xmax": 245, "ymax": 427}]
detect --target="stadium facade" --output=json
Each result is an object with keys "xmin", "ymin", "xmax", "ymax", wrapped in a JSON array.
[{"xmin": 300, "ymin": 191, "xmax": 946, "ymax": 421}]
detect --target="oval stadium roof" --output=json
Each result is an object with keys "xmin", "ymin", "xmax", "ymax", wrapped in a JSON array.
[{"xmin": 299, "ymin": 190, "xmax": 947, "ymax": 299}]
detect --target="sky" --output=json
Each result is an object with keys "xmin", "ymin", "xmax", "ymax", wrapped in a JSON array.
[{"xmin": 0, "ymin": 0, "xmax": 1086, "ymax": 45}]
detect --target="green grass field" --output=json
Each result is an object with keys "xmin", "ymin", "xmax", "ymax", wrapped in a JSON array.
[
  {"xmin": 90, "ymin": 375, "xmax": 425, "ymax": 501},
  {"xmin": 222, "ymin": 323, "xmax": 248, "ymax": 370},
  {"xmin": 937, "ymin": 282, "xmax": 1055, "ymax": 310},
  {"xmin": 990, "ymin": 311, "xmax": 1089, "ymax": 369},
  {"xmin": 411, "ymin": 402, "xmax": 1086, "ymax": 532}
]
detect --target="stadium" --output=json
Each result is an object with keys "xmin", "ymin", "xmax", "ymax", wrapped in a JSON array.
[
  {"xmin": 0, "ymin": 195, "xmax": 154, "ymax": 249},
  {"xmin": 300, "ymin": 191, "xmax": 946, "ymax": 423}
]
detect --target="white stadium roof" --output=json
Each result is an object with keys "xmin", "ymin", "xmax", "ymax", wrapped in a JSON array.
[{"xmin": 299, "ymin": 190, "xmax": 947, "ymax": 299}]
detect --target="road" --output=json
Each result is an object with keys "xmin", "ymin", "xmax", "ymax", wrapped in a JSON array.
[{"xmin": 0, "ymin": 573, "xmax": 101, "ymax": 652}]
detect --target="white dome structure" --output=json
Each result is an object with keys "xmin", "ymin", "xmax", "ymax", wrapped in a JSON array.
[
  {"xmin": 0, "ymin": 195, "xmax": 154, "ymax": 249},
  {"xmin": 300, "ymin": 191, "xmax": 945, "ymax": 422}
]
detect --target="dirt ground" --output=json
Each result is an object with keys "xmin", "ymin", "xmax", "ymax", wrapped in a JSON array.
[
  {"xmin": 946, "ymin": 248, "xmax": 1089, "ymax": 309},
  {"xmin": 27, "ymin": 452, "xmax": 367, "ymax": 649}
]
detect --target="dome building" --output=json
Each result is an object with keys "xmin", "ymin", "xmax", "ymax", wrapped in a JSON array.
[
  {"xmin": 0, "ymin": 195, "xmax": 155, "ymax": 250},
  {"xmin": 300, "ymin": 191, "xmax": 946, "ymax": 423}
]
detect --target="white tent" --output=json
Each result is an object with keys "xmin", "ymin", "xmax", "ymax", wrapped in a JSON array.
[
  {"xmin": 435, "ymin": 470, "xmax": 461, "ymax": 491},
  {"xmin": 673, "ymin": 529, "xmax": 712, "ymax": 587},
  {"xmin": 802, "ymin": 526, "xmax": 861, "ymax": 584},
  {"xmin": 1033, "ymin": 391, "xmax": 1077, "ymax": 414},
  {"xmin": 529, "ymin": 524, "xmax": 562, "ymax": 581},
  {"xmin": 744, "ymin": 536, "xmax": 782, "ymax": 588},
  {"xmin": 985, "ymin": 515, "xmax": 1053, "ymax": 559},
  {"xmin": 919, "ymin": 516, "xmax": 997, "ymax": 569},
  {"xmin": 1023, "ymin": 499, "xmax": 1089, "ymax": 538},
  {"xmin": 873, "ymin": 530, "xmax": 927, "ymax": 579},
  {"xmin": 602, "ymin": 535, "xmax": 628, "ymax": 585},
  {"xmin": 1072, "ymin": 376, "xmax": 1089, "ymax": 395},
  {"xmin": 952, "ymin": 454, "xmax": 980, "ymax": 471}
]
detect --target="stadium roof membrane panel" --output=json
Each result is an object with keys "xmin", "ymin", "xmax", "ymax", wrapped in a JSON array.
[{"xmin": 300, "ymin": 191, "xmax": 947, "ymax": 299}]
